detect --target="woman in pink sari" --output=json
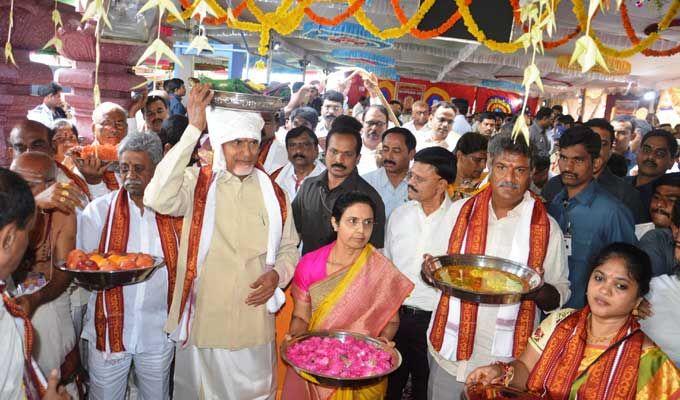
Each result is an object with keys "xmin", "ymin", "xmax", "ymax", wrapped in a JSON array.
[{"xmin": 282, "ymin": 192, "xmax": 414, "ymax": 400}]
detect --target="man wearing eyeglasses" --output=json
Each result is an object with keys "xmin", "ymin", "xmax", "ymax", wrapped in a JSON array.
[
  {"xmin": 293, "ymin": 115, "xmax": 386, "ymax": 255},
  {"xmin": 417, "ymin": 102, "xmax": 460, "ymax": 152},
  {"xmin": 9, "ymin": 152, "xmax": 81, "ymax": 398},
  {"xmin": 79, "ymin": 133, "xmax": 181, "ymax": 399},
  {"xmin": 357, "ymin": 105, "xmax": 389, "ymax": 175},
  {"xmin": 548, "ymin": 126, "xmax": 637, "ymax": 309},
  {"xmin": 384, "ymin": 146, "xmax": 457, "ymax": 400},
  {"xmin": 272, "ymin": 126, "xmax": 326, "ymax": 201},
  {"xmin": 627, "ymin": 129, "xmax": 679, "ymax": 220}
]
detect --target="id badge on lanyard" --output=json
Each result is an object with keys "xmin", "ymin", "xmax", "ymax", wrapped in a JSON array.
[{"xmin": 562, "ymin": 200, "xmax": 572, "ymax": 257}]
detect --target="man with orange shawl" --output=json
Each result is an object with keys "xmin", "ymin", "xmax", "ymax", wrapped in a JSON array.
[
  {"xmin": 282, "ymin": 191, "xmax": 414, "ymax": 400},
  {"xmin": 424, "ymin": 134, "xmax": 571, "ymax": 399},
  {"xmin": 78, "ymin": 133, "xmax": 181, "ymax": 399},
  {"xmin": 144, "ymin": 84, "xmax": 300, "ymax": 399}
]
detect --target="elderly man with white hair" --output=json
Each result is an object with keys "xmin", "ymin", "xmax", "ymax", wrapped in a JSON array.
[
  {"xmin": 144, "ymin": 84, "xmax": 300, "ymax": 399},
  {"xmin": 77, "ymin": 133, "xmax": 182, "ymax": 400},
  {"xmin": 73, "ymin": 102, "xmax": 129, "ymax": 198}
]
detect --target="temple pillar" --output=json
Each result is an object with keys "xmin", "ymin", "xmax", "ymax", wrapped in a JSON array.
[
  {"xmin": 55, "ymin": 21, "xmax": 146, "ymax": 142},
  {"xmin": 0, "ymin": 0, "xmax": 56, "ymax": 166}
]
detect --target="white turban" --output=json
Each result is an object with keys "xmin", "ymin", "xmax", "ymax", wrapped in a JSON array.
[{"xmin": 206, "ymin": 107, "xmax": 265, "ymax": 172}]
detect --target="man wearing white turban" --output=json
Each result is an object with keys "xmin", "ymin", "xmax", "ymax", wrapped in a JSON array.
[{"xmin": 144, "ymin": 84, "xmax": 300, "ymax": 399}]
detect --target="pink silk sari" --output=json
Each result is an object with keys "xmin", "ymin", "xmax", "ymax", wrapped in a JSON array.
[{"xmin": 282, "ymin": 242, "xmax": 414, "ymax": 400}]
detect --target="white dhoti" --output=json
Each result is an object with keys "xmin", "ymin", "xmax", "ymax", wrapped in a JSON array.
[
  {"xmin": 173, "ymin": 341, "xmax": 276, "ymax": 400},
  {"xmin": 31, "ymin": 290, "xmax": 80, "ymax": 399},
  {"xmin": 87, "ymin": 340, "xmax": 175, "ymax": 400}
]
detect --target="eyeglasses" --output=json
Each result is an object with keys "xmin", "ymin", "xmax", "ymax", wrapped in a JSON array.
[
  {"xmin": 342, "ymin": 217, "xmax": 376, "ymax": 228},
  {"xmin": 406, "ymin": 171, "xmax": 441, "ymax": 184},
  {"xmin": 364, "ymin": 120, "xmax": 386, "ymax": 128}
]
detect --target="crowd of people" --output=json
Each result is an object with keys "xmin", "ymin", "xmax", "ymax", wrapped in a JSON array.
[{"xmin": 0, "ymin": 76, "xmax": 679, "ymax": 400}]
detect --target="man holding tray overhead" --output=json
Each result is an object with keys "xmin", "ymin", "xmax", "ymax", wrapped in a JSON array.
[
  {"xmin": 144, "ymin": 83, "xmax": 300, "ymax": 399},
  {"xmin": 423, "ymin": 134, "xmax": 570, "ymax": 399},
  {"xmin": 78, "ymin": 133, "xmax": 182, "ymax": 399}
]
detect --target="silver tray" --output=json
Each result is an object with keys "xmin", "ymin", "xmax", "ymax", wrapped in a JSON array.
[
  {"xmin": 55, "ymin": 256, "xmax": 165, "ymax": 291},
  {"xmin": 423, "ymin": 254, "xmax": 543, "ymax": 304},
  {"xmin": 281, "ymin": 330, "xmax": 402, "ymax": 388},
  {"xmin": 210, "ymin": 90, "xmax": 285, "ymax": 111}
]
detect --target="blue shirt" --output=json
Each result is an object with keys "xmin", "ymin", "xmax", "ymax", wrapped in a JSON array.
[
  {"xmin": 362, "ymin": 167, "xmax": 409, "ymax": 219},
  {"xmin": 548, "ymin": 181, "xmax": 637, "ymax": 308},
  {"xmin": 168, "ymin": 94, "xmax": 186, "ymax": 117}
]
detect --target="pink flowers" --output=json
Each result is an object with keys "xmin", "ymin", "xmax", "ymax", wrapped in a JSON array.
[{"xmin": 286, "ymin": 336, "xmax": 393, "ymax": 378}]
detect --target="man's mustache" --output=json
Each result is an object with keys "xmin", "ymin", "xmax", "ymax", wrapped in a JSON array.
[
  {"xmin": 124, "ymin": 178, "xmax": 144, "ymax": 187},
  {"xmin": 383, "ymin": 159, "xmax": 396, "ymax": 167},
  {"xmin": 324, "ymin": 115, "xmax": 335, "ymax": 120},
  {"xmin": 293, "ymin": 154, "xmax": 306, "ymax": 159},
  {"xmin": 498, "ymin": 181, "xmax": 520, "ymax": 189},
  {"xmin": 652, "ymin": 208, "xmax": 671, "ymax": 218},
  {"xmin": 408, "ymin": 184, "xmax": 418, "ymax": 193},
  {"xmin": 331, "ymin": 163, "xmax": 346, "ymax": 170},
  {"xmin": 643, "ymin": 160, "xmax": 658, "ymax": 168}
]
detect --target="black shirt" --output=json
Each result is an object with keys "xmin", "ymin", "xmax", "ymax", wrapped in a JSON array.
[
  {"xmin": 292, "ymin": 169, "xmax": 386, "ymax": 255},
  {"xmin": 541, "ymin": 167, "xmax": 649, "ymax": 223}
]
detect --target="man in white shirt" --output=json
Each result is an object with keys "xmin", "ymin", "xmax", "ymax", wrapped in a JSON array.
[
  {"xmin": 315, "ymin": 90, "xmax": 344, "ymax": 150},
  {"xmin": 27, "ymin": 82, "xmax": 67, "ymax": 129},
  {"xmin": 273, "ymin": 126, "xmax": 326, "ymax": 200},
  {"xmin": 385, "ymin": 146, "xmax": 457, "ymax": 400},
  {"xmin": 451, "ymin": 98, "xmax": 472, "ymax": 138},
  {"xmin": 423, "ymin": 134, "xmax": 570, "ymax": 399},
  {"xmin": 78, "ymin": 133, "xmax": 180, "ymax": 399},
  {"xmin": 127, "ymin": 93, "xmax": 169, "ymax": 135},
  {"xmin": 417, "ymin": 102, "xmax": 460, "ymax": 152},
  {"xmin": 357, "ymin": 105, "xmax": 389, "ymax": 175},
  {"xmin": 363, "ymin": 127, "xmax": 416, "ymax": 218},
  {"xmin": 403, "ymin": 100, "xmax": 431, "ymax": 143},
  {"xmin": 73, "ymin": 102, "xmax": 131, "ymax": 198}
]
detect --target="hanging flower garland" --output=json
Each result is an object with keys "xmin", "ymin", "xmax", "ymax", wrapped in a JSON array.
[
  {"xmin": 304, "ymin": 0, "xmax": 366, "ymax": 26},
  {"xmin": 556, "ymin": 54, "xmax": 631, "ymax": 75},
  {"xmin": 620, "ymin": 1, "xmax": 680, "ymax": 57},
  {"xmin": 454, "ymin": 0, "xmax": 524, "ymax": 53},
  {"xmin": 573, "ymin": 0, "xmax": 680, "ymax": 58},
  {"xmin": 351, "ymin": 0, "xmax": 437, "ymax": 40},
  {"xmin": 390, "ymin": 0, "xmax": 470, "ymax": 39}
]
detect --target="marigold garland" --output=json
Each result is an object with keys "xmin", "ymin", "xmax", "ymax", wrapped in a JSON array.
[
  {"xmin": 455, "ymin": 0, "xmax": 523, "ymax": 53},
  {"xmin": 391, "ymin": 0, "xmax": 470, "ymax": 39},
  {"xmin": 573, "ymin": 0, "xmax": 680, "ymax": 58},
  {"xmin": 620, "ymin": 1, "xmax": 680, "ymax": 57},
  {"xmin": 304, "ymin": 0, "xmax": 365, "ymax": 26},
  {"xmin": 352, "ymin": 0, "xmax": 437, "ymax": 40},
  {"xmin": 556, "ymin": 54, "xmax": 631, "ymax": 75}
]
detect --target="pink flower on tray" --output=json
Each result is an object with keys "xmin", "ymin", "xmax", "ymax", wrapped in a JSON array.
[{"xmin": 286, "ymin": 335, "xmax": 393, "ymax": 378}]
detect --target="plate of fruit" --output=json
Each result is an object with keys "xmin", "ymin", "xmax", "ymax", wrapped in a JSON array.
[
  {"xmin": 281, "ymin": 330, "xmax": 401, "ymax": 387},
  {"xmin": 55, "ymin": 249, "xmax": 165, "ymax": 291}
]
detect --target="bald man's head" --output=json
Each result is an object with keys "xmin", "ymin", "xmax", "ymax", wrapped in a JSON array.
[
  {"xmin": 10, "ymin": 152, "xmax": 57, "ymax": 196},
  {"xmin": 8, "ymin": 119, "xmax": 54, "ymax": 159}
]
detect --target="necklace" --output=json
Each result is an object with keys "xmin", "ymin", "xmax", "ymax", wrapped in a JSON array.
[{"xmin": 587, "ymin": 315, "xmax": 618, "ymax": 343}]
